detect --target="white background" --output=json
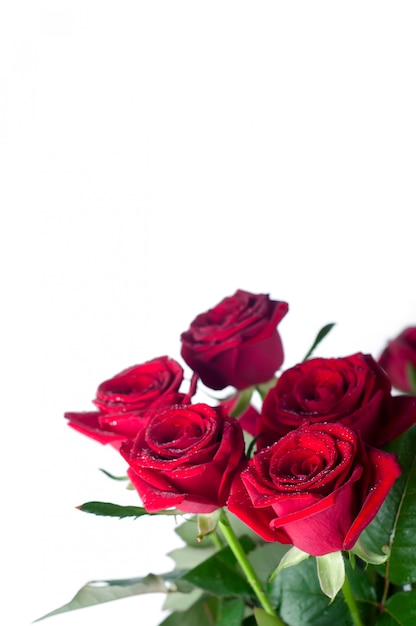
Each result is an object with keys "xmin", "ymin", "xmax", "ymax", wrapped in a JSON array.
[{"xmin": 2, "ymin": 2, "xmax": 416, "ymax": 625}]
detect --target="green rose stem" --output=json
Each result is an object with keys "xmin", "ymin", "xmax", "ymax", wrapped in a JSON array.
[
  {"xmin": 218, "ymin": 510, "xmax": 284, "ymax": 624},
  {"xmin": 342, "ymin": 572, "xmax": 364, "ymax": 626}
]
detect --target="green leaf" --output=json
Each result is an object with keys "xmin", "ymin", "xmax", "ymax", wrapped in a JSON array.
[
  {"xmin": 267, "ymin": 557, "xmax": 374, "ymax": 626},
  {"xmin": 168, "ymin": 544, "xmax": 217, "ymax": 570},
  {"xmin": 99, "ymin": 468, "xmax": 129, "ymax": 481},
  {"xmin": 359, "ymin": 425, "xmax": 416, "ymax": 585},
  {"xmin": 376, "ymin": 591, "xmax": 416, "ymax": 625},
  {"xmin": 159, "ymin": 596, "xmax": 219, "ymax": 626},
  {"xmin": 77, "ymin": 501, "xmax": 182, "ymax": 519},
  {"xmin": 254, "ymin": 607, "xmax": 285, "ymax": 626},
  {"xmin": 316, "ymin": 552, "xmax": 345, "ymax": 601},
  {"xmin": 181, "ymin": 536, "xmax": 256, "ymax": 597},
  {"xmin": 217, "ymin": 598, "xmax": 246, "ymax": 626},
  {"xmin": 34, "ymin": 574, "xmax": 170, "ymax": 621},
  {"xmin": 162, "ymin": 587, "xmax": 204, "ymax": 613},
  {"xmin": 268, "ymin": 546, "xmax": 310, "ymax": 582},
  {"xmin": 302, "ymin": 323, "xmax": 335, "ymax": 362}
]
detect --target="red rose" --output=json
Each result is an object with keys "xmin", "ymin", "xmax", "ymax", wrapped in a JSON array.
[
  {"xmin": 180, "ymin": 290, "xmax": 288, "ymax": 390},
  {"xmin": 94, "ymin": 357, "xmax": 185, "ymax": 412},
  {"xmin": 65, "ymin": 356, "xmax": 186, "ymax": 447},
  {"xmin": 120, "ymin": 403, "xmax": 246, "ymax": 514},
  {"xmin": 258, "ymin": 353, "xmax": 416, "ymax": 448},
  {"xmin": 379, "ymin": 327, "xmax": 416, "ymax": 393},
  {"xmin": 227, "ymin": 422, "xmax": 401, "ymax": 556}
]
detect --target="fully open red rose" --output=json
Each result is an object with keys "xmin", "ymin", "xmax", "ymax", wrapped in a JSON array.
[
  {"xmin": 65, "ymin": 356, "xmax": 186, "ymax": 447},
  {"xmin": 120, "ymin": 403, "xmax": 246, "ymax": 514},
  {"xmin": 180, "ymin": 289, "xmax": 288, "ymax": 390},
  {"xmin": 258, "ymin": 353, "xmax": 416, "ymax": 448},
  {"xmin": 227, "ymin": 422, "xmax": 401, "ymax": 556},
  {"xmin": 379, "ymin": 327, "xmax": 416, "ymax": 393}
]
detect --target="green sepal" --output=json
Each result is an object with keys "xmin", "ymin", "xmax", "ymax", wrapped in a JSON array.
[
  {"xmin": 316, "ymin": 552, "xmax": 345, "ymax": 602},
  {"xmin": 268, "ymin": 546, "xmax": 310, "ymax": 581},
  {"xmin": 197, "ymin": 509, "xmax": 222, "ymax": 540},
  {"xmin": 350, "ymin": 536, "xmax": 390, "ymax": 566},
  {"xmin": 302, "ymin": 322, "xmax": 335, "ymax": 362}
]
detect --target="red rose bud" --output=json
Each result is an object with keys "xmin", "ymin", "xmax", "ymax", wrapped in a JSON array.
[
  {"xmin": 258, "ymin": 353, "xmax": 416, "ymax": 448},
  {"xmin": 120, "ymin": 403, "xmax": 246, "ymax": 514},
  {"xmin": 180, "ymin": 289, "xmax": 288, "ymax": 390},
  {"xmin": 65, "ymin": 356, "xmax": 186, "ymax": 448},
  {"xmin": 379, "ymin": 327, "xmax": 416, "ymax": 393},
  {"xmin": 227, "ymin": 422, "xmax": 401, "ymax": 556}
]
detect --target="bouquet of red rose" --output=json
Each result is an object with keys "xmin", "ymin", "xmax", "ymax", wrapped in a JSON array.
[{"xmin": 37, "ymin": 290, "xmax": 416, "ymax": 626}]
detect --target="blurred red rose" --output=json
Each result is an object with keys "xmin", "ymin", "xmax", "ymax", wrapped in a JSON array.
[
  {"xmin": 227, "ymin": 422, "xmax": 401, "ymax": 556},
  {"xmin": 180, "ymin": 289, "xmax": 288, "ymax": 390},
  {"xmin": 65, "ymin": 356, "xmax": 186, "ymax": 448},
  {"xmin": 379, "ymin": 327, "xmax": 416, "ymax": 393},
  {"xmin": 120, "ymin": 403, "xmax": 246, "ymax": 514},
  {"xmin": 258, "ymin": 353, "xmax": 416, "ymax": 448}
]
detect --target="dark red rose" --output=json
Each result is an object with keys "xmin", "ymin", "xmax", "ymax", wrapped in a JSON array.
[
  {"xmin": 120, "ymin": 403, "xmax": 246, "ymax": 514},
  {"xmin": 379, "ymin": 327, "xmax": 416, "ymax": 393},
  {"xmin": 258, "ymin": 353, "xmax": 416, "ymax": 448},
  {"xmin": 180, "ymin": 290, "xmax": 288, "ymax": 390},
  {"xmin": 227, "ymin": 422, "xmax": 401, "ymax": 556},
  {"xmin": 65, "ymin": 356, "xmax": 186, "ymax": 448}
]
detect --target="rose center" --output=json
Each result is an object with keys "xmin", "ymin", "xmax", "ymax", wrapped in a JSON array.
[
  {"xmin": 273, "ymin": 450, "xmax": 324, "ymax": 480},
  {"xmin": 149, "ymin": 418, "xmax": 203, "ymax": 448}
]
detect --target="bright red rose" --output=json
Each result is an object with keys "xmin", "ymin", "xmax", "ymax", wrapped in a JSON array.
[
  {"xmin": 94, "ymin": 357, "xmax": 185, "ymax": 412},
  {"xmin": 258, "ymin": 353, "xmax": 416, "ymax": 448},
  {"xmin": 65, "ymin": 356, "xmax": 186, "ymax": 448},
  {"xmin": 227, "ymin": 422, "xmax": 401, "ymax": 556},
  {"xmin": 180, "ymin": 290, "xmax": 288, "ymax": 390},
  {"xmin": 379, "ymin": 327, "xmax": 416, "ymax": 393},
  {"xmin": 120, "ymin": 403, "xmax": 246, "ymax": 514}
]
